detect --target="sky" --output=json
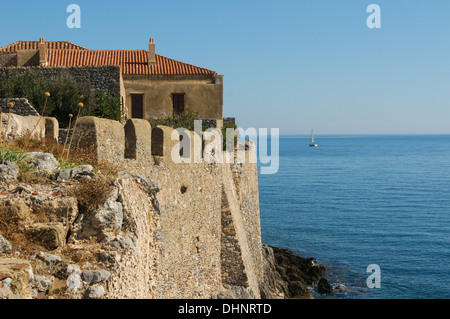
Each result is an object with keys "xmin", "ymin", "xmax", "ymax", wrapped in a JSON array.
[{"xmin": 1, "ymin": 0, "xmax": 449, "ymax": 135}]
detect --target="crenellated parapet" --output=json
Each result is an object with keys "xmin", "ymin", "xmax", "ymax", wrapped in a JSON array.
[{"xmin": 70, "ymin": 116, "xmax": 254, "ymax": 168}]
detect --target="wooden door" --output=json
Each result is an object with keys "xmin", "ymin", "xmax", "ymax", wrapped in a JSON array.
[{"xmin": 131, "ymin": 94, "xmax": 144, "ymax": 119}]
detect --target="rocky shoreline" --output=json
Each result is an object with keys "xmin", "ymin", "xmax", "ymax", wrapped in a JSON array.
[{"xmin": 259, "ymin": 245, "xmax": 334, "ymax": 299}]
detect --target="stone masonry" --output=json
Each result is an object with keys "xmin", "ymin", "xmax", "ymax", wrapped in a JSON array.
[{"xmin": 1, "ymin": 113, "xmax": 263, "ymax": 299}]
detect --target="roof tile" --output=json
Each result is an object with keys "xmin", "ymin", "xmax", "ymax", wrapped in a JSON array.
[{"xmin": 0, "ymin": 40, "xmax": 217, "ymax": 76}]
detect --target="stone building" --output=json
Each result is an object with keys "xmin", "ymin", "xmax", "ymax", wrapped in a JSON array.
[{"xmin": 0, "ymin": 37, "xmax": 223, "ymax": 125}]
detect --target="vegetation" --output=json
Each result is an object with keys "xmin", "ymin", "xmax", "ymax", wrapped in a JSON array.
[
  {"xmin": 94, "ymin": 91, "xmax": 121, "ymax": 122},
  {"xmin": 0, "ymin": 70, "xmax": 121, "ymax": 127},
  {"xmin": 148, "ymin": 109, "xmax": 239, "ymax": 151},
  {"xmin": 3, "ymin": 131, "xmax": 119, "ymax": 185},
  {"xmin": 221, "ymin": 121, "xmax": 238, "ymax": 151},
  {"xmin": 0, "ymin": 147, "xmax": 29, "ymax": 164},
  {"xmin": 70, "ymin": 178, "xmax": 114, "ymax": 213},
  {"xmin": 148, "ymin": 108, "xmax": 200, "ymax": 131}
]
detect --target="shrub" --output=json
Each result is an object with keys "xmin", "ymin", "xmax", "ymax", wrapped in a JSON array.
[
  {"xmin": 0, "ymin": 70, "xmax": 120, "ymax": 127},
  {"xmin": 94, "ymin": 91, "xmax": 121, "ymax": 122},
  {"xmin": 148, "ymin": 108, "xmax": 200, "ymax": 131},
  {"xmin": 70, "ymin": 178, "xmax": 113, "ymax": 213}
]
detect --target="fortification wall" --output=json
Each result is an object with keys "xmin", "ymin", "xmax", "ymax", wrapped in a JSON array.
[
  {"xmin": 0, "ymin": 113, "xmax": 58, "ymax": 142},
  {"xmin": 73, "ymin": 116, "xmax": 263, "ymax": 298},
  {"xmin": 5, "ymin": 114, "xmax": 262, "ymax": 299}
]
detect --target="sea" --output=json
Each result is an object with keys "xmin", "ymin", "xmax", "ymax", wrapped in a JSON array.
[{"xmin": 257, "ymin": 134, "xmax": 450, "ymax": 299}]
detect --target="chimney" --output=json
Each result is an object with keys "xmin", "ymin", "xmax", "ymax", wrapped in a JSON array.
[
  {"xmin": 38, "ymin": 37, "xmax": 47, "ymax": 66},
  {"xmin": 148, "ymin": 37, "xmax": 156, "ymax": 66}
]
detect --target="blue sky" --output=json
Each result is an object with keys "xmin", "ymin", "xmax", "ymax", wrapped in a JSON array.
[{"xmin": 1, "ymin": 0, "xmax": 449, "ymax": 134}]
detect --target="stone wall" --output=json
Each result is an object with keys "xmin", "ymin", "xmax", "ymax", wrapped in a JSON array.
[
  {"xmin": 2, "ymin": 114, "xmax": 263, "ymax": 299},
  {"xmin": 0, "ymin": 66, "xmax": 122, "ymax": 98},
  {"xmin": 0, "ymin": 113, "xmax": 58, "ymax": 142},
  {"xmin": 0, "ymin": 98, "xmax": 40, "ymax": 116},
  {"xmin": 0, "ymin": 53, "xmax": 17, "ymax": 68},
  {"xmin": 70, "ymin": 116, "xmax": 263, "ymax": 298}
]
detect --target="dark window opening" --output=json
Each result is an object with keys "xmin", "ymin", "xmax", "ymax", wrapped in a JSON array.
[
  {"xmin": 131, "ymin": 94, "xmax": 144, "ymax": 119},
  {"xmin": 172, "ymin": 93, "xmax": 185, "ymax": 115}
]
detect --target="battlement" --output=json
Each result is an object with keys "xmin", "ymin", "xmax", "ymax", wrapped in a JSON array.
[{"xmin": 70, "ymin": 116, "xmax": 255, "ymax": 167}]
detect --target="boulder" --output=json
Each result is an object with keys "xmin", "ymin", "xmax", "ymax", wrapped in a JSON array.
[
  {"xmin": 318, "ymin": 278, "xmax": 333, "ymax": 294},
  {"xmin": 85, "ymin": 285, "xmax": 105, "ymax": 299},
  {"xmin": 0, "ymin": 258, "xmax": 34, "ymax": 299},
  {"xmin": 57, "ymin": 165, "xmax": 95, "ymax": 181},
  {"xmin": 0, "ymin": 235, "xmax": 12, "ymax": 253},
  {"xmin": 0, "ymin": 199, "xmax": 33, "ymax": 226},
  {"xmin": 66, "ymin": 267, "xmax": 82, "ymax": 292},
  {"xmin": 28, "ymin": 152, "xmax": 59, "ymax": 171},
  {"xmin": 31, "ymin": 197, "xmax": 79, "ymax": 224},
  {"xmin": 33, "ymin": 275, "xmax": 52, "ymax": 292},
  {"xmin": 26, "ymin": 223, "xmax": 66, "ymax": 250},
  {"xmin": 89, "ymin": 200, "xmax": 123, "ymax": 233},
  {"xmin": 67, "ymin": 271, "xmax": 82, "ymax": 292},
  {"xmin": 81, "ymin": 269, "xmax": 111, "ymax": 284},
  {"xmin": 36, "ymin": 251, "xmax": 62, "ymax": 266}
]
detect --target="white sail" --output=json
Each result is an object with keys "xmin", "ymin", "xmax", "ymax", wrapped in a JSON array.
[{"xmin": 310, "ymin": 130, "xmax": 317, "ymax": 147}]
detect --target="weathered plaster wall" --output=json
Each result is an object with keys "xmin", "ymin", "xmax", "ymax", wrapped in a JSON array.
[{"xmin": 123, "ymin": 75, "xmax": 223, "ymax": 120}]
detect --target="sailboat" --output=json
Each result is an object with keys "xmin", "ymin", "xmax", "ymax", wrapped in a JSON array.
[{"xmin": 309, "ymin": 130, "xmax": 318, "ymax": 147}]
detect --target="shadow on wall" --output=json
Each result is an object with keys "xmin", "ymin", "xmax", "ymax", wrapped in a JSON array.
[{"xmin": 70, "ymin": 116, "xmax": 246, "ymax": 166}]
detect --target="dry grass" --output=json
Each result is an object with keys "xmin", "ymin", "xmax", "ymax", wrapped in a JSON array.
[
  {"xmin": 5, "ymin": 132, "xmax": 120, "ymax": 178},
  {"xmin": 0, "ymin": 201, "xmax": 45, "ymax": 255},
  {"xmin": 61, "ymin": 244, "xmax": 102, "ymax": 266},
  {"xmin": 69, "ymin": 177, "xmax": 114, "ymax": 213}
]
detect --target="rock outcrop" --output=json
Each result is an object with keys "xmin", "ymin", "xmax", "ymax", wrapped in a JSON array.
[
  {"xmin": 0, "ymin": 152, "xmax": 160, "ymax": 299},
  {"xmin": 259, "ymin": 245, "xmax": 330, "ymax": 299}
]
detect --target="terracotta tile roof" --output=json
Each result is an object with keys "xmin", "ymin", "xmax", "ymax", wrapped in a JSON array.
[
  {"xmin": 0, "ymin": 40, "xmax": 217, "ymax": 76},
  {"xmin": 0, "ymin": 40, "xmax": 88, "ymax": 52},
  {"xmin": 45, "ymin": 49, "xmax": 216, "ymax": 76}
]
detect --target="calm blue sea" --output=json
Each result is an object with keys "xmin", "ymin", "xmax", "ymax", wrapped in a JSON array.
[{"xmin": 258, "ymin": 135, "xmax": 450, "ymax": 299}]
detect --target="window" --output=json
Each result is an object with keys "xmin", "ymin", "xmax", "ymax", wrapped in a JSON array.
[{"xmin": 172, "ymin": 93, "xmax": 185, "ymax": 115}]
